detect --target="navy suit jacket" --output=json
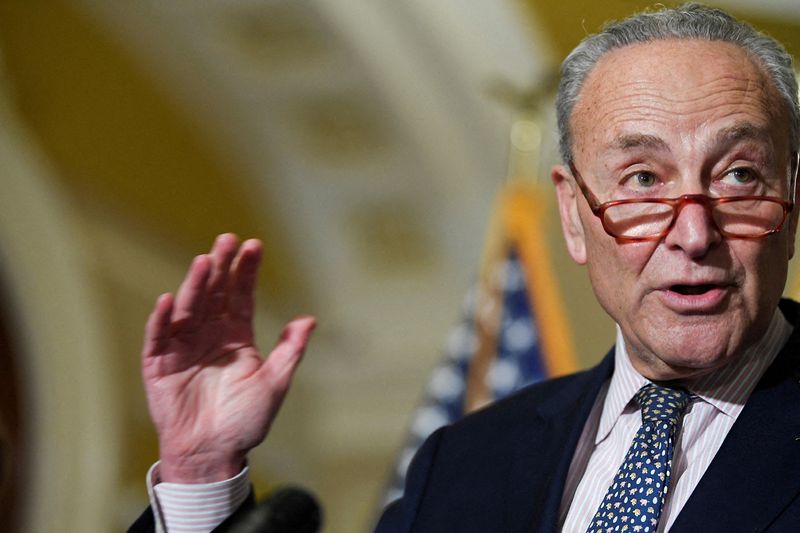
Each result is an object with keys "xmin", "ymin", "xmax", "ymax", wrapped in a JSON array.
[
  {"xmin": 131, "ymin": 300, "xmax": 800, "ymax": 532},
  {"xmin": 375, "ymin": 299, "xmax": 800, "ymax": 532}
]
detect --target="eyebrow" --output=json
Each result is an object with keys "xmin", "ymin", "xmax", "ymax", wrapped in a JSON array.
[
  {"xmin": 605, "ymin": 122, "xmax": 771, "ymax": 153},
  {"xmin": 713, "ymin": 121, "xmax": 771, "ymax": 146},
  {"xmin": 607, "ymin": 133, "xmax": 670, "ymax": 152}
]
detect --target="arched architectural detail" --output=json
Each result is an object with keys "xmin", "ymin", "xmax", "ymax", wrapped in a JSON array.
[{"xmin": 0, "ymin": 74, "xmax": 118, "ymax": 531}]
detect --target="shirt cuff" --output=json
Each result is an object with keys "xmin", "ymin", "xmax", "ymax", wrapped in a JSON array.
[{"xmin": 146, "ymin": 461, "xmax": 250, "ymax": 533}]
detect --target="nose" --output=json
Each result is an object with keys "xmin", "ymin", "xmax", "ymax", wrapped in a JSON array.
[{"xmin": 663, "ymin": 199, "xmax": 722, "ymax": 258}]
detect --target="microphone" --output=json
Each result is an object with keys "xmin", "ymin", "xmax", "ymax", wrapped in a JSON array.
[{"xmin": 226, "ymin": 486, "xmax": 323, "ymax": 533}]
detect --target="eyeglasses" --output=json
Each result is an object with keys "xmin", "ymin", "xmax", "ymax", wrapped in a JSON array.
[{"xmin": 568, "ymin": 161, "xmax": 796, "ymax": 242}]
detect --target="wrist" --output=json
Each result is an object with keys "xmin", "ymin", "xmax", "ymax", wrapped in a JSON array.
[{"xmin": 158, "ymin": 451, "xmax": 246, "ymax": 483}]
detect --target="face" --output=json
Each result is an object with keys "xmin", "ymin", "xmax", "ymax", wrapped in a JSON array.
[{"xmin": 552, "ymin": 39, "xmax": 798, "ymax": 381}]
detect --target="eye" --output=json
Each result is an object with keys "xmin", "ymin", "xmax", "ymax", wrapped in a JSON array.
[
  {"xmin": 625, "ymin": 170, "xmax": 658, "ymax": 188},
  {"xmin": 721, "ymin": 167, "xmax": 757, "ymax": 185}
]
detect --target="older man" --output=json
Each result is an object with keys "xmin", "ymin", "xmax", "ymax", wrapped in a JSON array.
[{"xmin": 131, "ymin": 4, "xmax": 800, "ymax": 532}]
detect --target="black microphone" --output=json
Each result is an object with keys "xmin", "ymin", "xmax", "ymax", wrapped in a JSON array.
[{"xmin": 226, "ymin": 486, "xmax": 323, "ymax": 533}]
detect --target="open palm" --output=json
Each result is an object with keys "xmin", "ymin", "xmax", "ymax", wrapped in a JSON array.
[{"xmin": 141, "ymin": 234, "xmax": 315, "ymax": 482}]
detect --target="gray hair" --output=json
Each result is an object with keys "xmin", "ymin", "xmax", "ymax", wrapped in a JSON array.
[{"xmin": 556, "ymin": 3, "xmax": 800, "ymax": 164}]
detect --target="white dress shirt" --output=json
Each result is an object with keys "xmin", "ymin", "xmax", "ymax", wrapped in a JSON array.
[
  {"xmin": 559, "ymin": 308, "xmax": 792, "ymax": 532},
  {"xmin": 146, "ymin": 462, "xmax": 250, "ymax": 533}
]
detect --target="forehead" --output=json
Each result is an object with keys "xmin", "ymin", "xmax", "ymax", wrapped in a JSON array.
[{"xmin": 570, "ymin": 39, "xmax": 787, "ymax": 162}]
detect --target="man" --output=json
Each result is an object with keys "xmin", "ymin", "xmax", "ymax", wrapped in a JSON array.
[{"xmin": 131, "ymin": 4, "xmax": 800, "ymax": 532}]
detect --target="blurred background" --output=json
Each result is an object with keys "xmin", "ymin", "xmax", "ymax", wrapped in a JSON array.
[{"xmin": 0, "ymin": 1, "xmax": 798, "ymax": 531}]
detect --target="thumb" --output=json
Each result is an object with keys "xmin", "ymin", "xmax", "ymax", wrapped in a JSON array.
[{"xmin": 258, "ymin": 316, "xmax": 317, "ymax": 393}]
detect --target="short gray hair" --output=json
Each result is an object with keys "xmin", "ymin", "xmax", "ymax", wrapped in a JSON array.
[{"xmin": 556, "ymin": 3, "xmax": 800, "ymax": 164}]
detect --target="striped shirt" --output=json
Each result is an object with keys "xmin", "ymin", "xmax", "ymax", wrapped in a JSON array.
[
  {"xmin": 146, "ymin": 462, "xmax": 250, "ymax": 533},
  {"xmin": 559, "ymin": 308, "xmax": 793, "ymax": 532}
]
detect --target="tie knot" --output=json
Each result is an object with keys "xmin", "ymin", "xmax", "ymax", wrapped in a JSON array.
[{"xmin": 634, "ymin": 384, "xmax": 690, "ymax": 424}]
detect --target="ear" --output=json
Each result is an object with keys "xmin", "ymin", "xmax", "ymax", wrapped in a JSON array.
[
  {"xmin": 552, "ymin": 164, "xmax": 587, "ymax": 265},
  {"xmin": 789, "ymin": 198, "xmax": 799, "ymax": 261},
  {"xmin": 783, "ymin": 153, "xmax": 800, "ymax": 259},
  {"xmin": 787, "ymin": 195, "xmax": 799, "ymax": 260}
]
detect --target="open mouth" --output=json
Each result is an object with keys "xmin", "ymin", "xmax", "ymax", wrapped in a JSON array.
[
  {"xmin": 659, "ymin": 282, "xmax": 730, "ymax": 310},
  {"xmin": 670, "ymin": 284, "xmax": 719, "ymax": 296}
]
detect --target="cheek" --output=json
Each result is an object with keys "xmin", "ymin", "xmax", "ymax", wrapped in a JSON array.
[
  {"xmin": 583, "ymin": 230, "xmax": 657, "ymax": 316},
  {"xmin": 585, "ymin": 231, "xmax": 656, "ymax": 280}
]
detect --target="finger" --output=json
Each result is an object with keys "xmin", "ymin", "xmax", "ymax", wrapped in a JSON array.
[
  {"xmin": 205, "ymin": 233, "xmax": 240, "ymax": 318},
  {"xmin": 142, "ymin": 293, "xmax": 174, "ymax": 359},
  {"xmin": 171, "ymin": 254, "xmax": 212, "ymax": 333},
  {"xmin": 258, "ymin": 316, "xmax": 317, "ymax": 394},
  {"xmin": 229, "ymin": 239, "xmax": 263, "ymax": 323}
]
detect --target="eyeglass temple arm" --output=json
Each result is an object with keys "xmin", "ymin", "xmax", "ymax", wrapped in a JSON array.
[{"xmin": 567, "ymin": 161, "xmax": 602, "ymax": 211}]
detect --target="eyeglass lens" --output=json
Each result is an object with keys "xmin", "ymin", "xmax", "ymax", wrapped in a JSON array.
[{"xmin": 603, "ymin": 198, "xmax": 786, "ymax": 238}]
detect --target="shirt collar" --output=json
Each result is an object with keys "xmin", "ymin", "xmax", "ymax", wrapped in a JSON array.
[
  {"xmin": 595, "ymin": 308, "xmax": 792, "ymax": 445},
  {"xmin": 595, "ymin": 331, "xmax": 648, "ymax": 444}
]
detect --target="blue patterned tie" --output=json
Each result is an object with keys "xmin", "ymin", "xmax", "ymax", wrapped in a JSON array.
[{"xmin": 587, "ymin": 384, "xmax": 690, "ymax": 533}]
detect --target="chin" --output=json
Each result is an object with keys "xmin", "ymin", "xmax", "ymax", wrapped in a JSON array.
[{"xmin": 634, "ymin": 315, "xmax": 751, "ymax": 379}]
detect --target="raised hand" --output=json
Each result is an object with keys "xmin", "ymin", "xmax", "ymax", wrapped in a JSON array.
[{"xmin": 141, "ymin": 234, "xmax": 315, "ymax": 483}]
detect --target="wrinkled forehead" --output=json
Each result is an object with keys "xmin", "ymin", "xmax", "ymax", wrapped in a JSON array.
[{"xmin": 569, "ymin": 39, "xmax": 790, "ymax": 164}]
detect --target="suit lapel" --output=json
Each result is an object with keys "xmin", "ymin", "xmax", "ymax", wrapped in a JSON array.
[
  {"xmin": 505, "ymin": 352, "xmax": 615, "ymax": 533},
  {"xmin": 671, "ymin": 330, "xmax": 800, "ymax": 531}
]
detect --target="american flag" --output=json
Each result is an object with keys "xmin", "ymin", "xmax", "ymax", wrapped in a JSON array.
[{"xmin": 380, "ymin": 182, "xmax": 577, "ymax": 508}]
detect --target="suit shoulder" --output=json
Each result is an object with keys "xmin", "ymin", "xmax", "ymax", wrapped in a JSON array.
[{"xmin": 444, "ymin": 357, "xmax": 611, "ymax": 441}]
